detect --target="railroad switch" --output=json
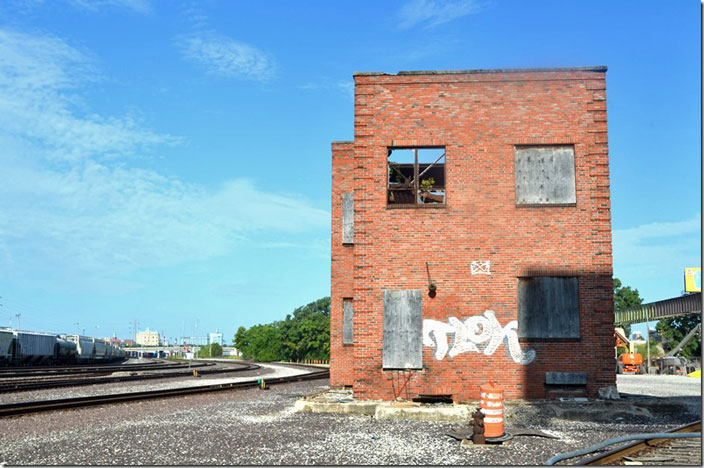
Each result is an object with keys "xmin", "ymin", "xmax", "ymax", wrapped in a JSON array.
[
  {"xmin": 257, "ymin": 379, "xmax": 269, "ymax": 390},
  {"xmin": 192, "ymin": 369, "xmax": 200, "ymax": 378}
]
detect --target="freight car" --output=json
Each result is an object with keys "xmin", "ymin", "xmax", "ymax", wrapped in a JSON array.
[
  {"xmin": 0, "ymin": 329, "xmax": 126, "ymax": 366},
  {"xmin": 0, "ymin": 328, "xmax": 13, "ymax": 366}
]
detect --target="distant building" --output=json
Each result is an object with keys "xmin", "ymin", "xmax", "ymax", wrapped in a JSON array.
[
  {"xmin": 136, "ymin": 329, "xmax": 160, "ymax": 346},
  {"xmin": 209, "ymin": 331, "xmax": 223, "ymax": 346}
]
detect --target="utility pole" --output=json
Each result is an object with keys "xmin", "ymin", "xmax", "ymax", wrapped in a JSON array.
[
  {"xmin": 74, "ymin": 322, "xmax": 80, "ymax": 335},
  {"xmin": 129, "ymin": 319, "xmax": 139, "ymax": 343},
  {"xmin": 15, "ymin": 313, "xmax": 20, "ymax": 330}
]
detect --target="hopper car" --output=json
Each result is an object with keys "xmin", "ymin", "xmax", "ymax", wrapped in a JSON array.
[{"xmin": 0, "ymin": 328, "xmax": 126, "ymax": 366}]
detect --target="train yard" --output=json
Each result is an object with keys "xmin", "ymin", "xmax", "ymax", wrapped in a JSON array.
[{"xmin": 0, "ymin": 361, "xmax": 700, "ymax": 465}]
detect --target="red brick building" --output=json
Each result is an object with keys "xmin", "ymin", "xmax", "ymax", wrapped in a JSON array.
[{"xmin": 330, "ymin": 67, "xmax": 614, "ymax": 402}]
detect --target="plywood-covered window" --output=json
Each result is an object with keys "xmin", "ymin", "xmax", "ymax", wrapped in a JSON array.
[
  {"xmin": 387, "ymin": 148, "xmax": 445, "ymax": 206},
  {"xmin": 342, "ymin": 192, "xmax": 354, "ymax": 244},
  {"xmin": 343, "ymin": 298, "xmax": 354, "ymax": 345},
  {"xmin": 515, "ymin": 145, "xmax": 576, "ymax": 205},
  {"xmin": 382, "ymin": 289, "xmax": 422, "ymax": 369},
  {"xmin": 517, "ymin": 277, "xmax": 580, "ymax": 338}
]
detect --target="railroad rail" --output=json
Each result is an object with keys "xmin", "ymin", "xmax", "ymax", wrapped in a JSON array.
[
  {"xmin": 0, "ymin": 361, "xmax": 258, "ymax": 393},
  {"xmin": 0, "ymin": 360, "xmax": 209, "ymax": 377},
  {"xmin": 546, "ymin": 420, "xmax": 702, "ymax": 465},
  {"xmin": 0, "ymin": 364, "xmax": 329, "ymax": 418}
]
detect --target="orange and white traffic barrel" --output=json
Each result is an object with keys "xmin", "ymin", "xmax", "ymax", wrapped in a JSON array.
[{"xmin": 480, "ymin": 382, "xmax": 504, "ymax": 438}]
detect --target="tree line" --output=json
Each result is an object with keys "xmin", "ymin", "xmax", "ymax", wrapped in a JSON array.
[{"xmin": 233, "ymin": 297, "xmax": 330, "ymax": 362}]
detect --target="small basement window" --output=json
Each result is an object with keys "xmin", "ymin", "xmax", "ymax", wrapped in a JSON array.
[{"xmin": 388, "ymin": 148, "xmax": 445, "ymax": 206}]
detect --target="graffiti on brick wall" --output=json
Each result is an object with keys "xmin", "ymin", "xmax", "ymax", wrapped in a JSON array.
[
  {"xmin": 422, "ymin": 310, "xmax": 536, "ymax": 365},
  {"xmin": 470, "ymin": 260, "xmax": 491, "ymax": 275}
]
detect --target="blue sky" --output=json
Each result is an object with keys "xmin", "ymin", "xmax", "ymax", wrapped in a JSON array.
[{"xmin": 0, "ymin": 0, "xmax": 699, "ymax": 344}]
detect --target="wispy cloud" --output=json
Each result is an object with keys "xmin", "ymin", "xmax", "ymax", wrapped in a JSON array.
[
  {"xmin": 298, "ymin": 77, "xmax": 354, "ymax": 101},
  {"xmin": 0, "ymin": 28, "xmax": 326, "ymax": 284},
  {"xmin": 179, "ymin": 32, "xmax": 275, "ymax": 81},
  {"xmin": 398, "ymin": 0, "xmax": 483, "ymax": 29},
  {"xmin": 67, "ymin": 0, "xmax": 152, "ymax": 14},
  {"xmin": 0, "ymin": 29, "xmax": 176, "ymax": 163},
  {"xmin": 612, "ymin": 214, "xmax": 701, "ymax": 299}
]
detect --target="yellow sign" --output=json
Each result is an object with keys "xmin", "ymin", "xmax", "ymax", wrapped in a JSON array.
[{"xmin": 684, "ymin": 267, "xmax": 701, "ymax": 292}]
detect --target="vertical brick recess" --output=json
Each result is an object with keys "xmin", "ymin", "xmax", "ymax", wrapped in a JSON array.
[{"xmin": 330, "ymin": 67, "xmax": 614, "ymax": 401}]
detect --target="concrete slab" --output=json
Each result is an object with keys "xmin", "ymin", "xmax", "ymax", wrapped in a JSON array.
[{"xmin": 294, "ymin": 388, "xmax": 700, "ymax": 423}]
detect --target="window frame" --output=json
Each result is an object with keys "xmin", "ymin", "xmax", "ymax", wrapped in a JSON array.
[{"xmin": 387, "ymin": 146, "xmax": 447, "ymax": 209}]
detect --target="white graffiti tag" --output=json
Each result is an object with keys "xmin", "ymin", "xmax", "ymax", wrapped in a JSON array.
[{"xmin": 422, "ymin": 310, "xmax": 536, "ymax": 365}]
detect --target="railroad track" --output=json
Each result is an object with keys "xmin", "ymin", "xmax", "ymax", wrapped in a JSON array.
[
  {"xmin": 545, "ymin": 420, "xmax": 702, "ymax": 465},
  {"xmin": 0, "ymin": 360, "xmax": 211, "ymax": 377},
  {"xmin": 0, "ymin": 364, "xmax": 329, "ymax": 418},
  {"xmin": 0, "ymin": 361, "xmax": 258, "ymax": 393}
]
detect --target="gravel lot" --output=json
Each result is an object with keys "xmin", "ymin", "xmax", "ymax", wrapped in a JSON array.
[{"xmin": 0, "ymin": 372, "xmax": 700, "ymax": 465}]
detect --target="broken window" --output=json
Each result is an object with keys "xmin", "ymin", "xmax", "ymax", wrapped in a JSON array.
[
  {"xmin": 517, "ymin": 277, "xmax": 580, "ymax": 339},
  {"xmin": 514, "ymin": 145, "xmax": 576, "ymax": 205},
  {"xmin": 382, "ymin": 289, "xmax": 423, "ymax": 369},
  {"xmin": 343, "ymin": 298, "xmax": 354, "ymax": 344},
  {"xmin": 387, "ymin": 148, "xmax": 445, "ymax": 206}
]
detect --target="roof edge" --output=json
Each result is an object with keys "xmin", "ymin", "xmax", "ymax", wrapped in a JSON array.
[{"xmin": 353, "ymin": 66, "xmax": 607, "ymax": 77}]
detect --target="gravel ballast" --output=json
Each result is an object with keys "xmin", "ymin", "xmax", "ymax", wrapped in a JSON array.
[{"xmin": 0, "ymin": 372, "xmax": 700, "ymax": 465}]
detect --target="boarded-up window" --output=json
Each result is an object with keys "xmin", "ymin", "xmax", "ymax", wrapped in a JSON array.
[
  {"xmin": 515, "ymin": 146, "xmax": 576, "ymax": 205},
  {"xmin": 343, "ymin": 299, "xmax": 354, "ymax": 344},
  {"xmin": 517, "ymin": 277, "xmax": 580, "ymax": 338},
  {"xmin": 342, "ymin": 192, "xmax": 354, "ymax": 244},
  {"xmin": 382, "ymin": 289, "xmax": 422, "ymax": 369}
]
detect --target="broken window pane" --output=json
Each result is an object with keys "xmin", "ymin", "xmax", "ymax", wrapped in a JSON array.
[{"xmin": 388, "ymin": 148, "xmax": 445, "ymax": 206}]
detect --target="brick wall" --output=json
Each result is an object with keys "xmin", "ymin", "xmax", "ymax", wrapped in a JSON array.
[
  {"xmin": 330, "ymin": 141, "xmax": 355, "ymax": 386},
  {"xmin": 331, "ymin": 67, "xmax": 614, "ymax": 401}
]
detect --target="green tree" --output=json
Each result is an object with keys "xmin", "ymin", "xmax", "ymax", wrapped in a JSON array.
[
  {"xmin": 656, "ymin": 314, "xmax": 701, "ymax": 359},
  {"xmin": 280, "ymin": 297, "xmax": 330, "ymax": 361},
  {"xmin": 614, "ymin": 278, "xmax": 643, "ymax": 338},
  {"xmin": 197, "ymin": 343, "xmax": 223, "ymax": 358},
  {"xmin": 231, "ymin": 296, "xmax": 330, "ymax": 362},
  {"xmin": 233, "ymin": 326, "xmax": 249, "ymax": 355}
]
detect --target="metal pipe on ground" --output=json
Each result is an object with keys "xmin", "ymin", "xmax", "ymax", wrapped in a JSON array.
[{"xmin": 545, "ymin": 432, "xmax": 702, "ymax": 465}]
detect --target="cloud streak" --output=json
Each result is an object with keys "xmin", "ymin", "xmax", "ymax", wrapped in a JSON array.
[
  {"xmin": 68, "ymin": 0, "xmax": 152, "ymax": 14},
  {"xmin": 612, "ymin": 214, "xmax": 701, "ymax": 299},
  {"xmin": 398, "ymin": 0, "xmax": 483, "ymax": 29},
  {"xmin": 0, "ymin": 28, "xmax": 325, "ymax": 284},
  {"xmin": 179, "ymin": 32, "xmax": 275, "ymax": 81}
]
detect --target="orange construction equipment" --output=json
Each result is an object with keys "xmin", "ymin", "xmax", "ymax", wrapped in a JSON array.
[
  {"xmin": 480, "ymin": 382, "xmax": 504, "ymax": 438},
  {"xmin": 618, "ymin": 352, "xmax": 645, "ymax": 374},
  {"xmin": 615, "ymin": 328, "xmax": 645, "ymax": 374}
]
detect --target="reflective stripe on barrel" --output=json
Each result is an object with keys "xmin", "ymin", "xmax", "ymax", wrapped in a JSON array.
[{"xmin": 480, "ymin": 382, "xmax": 504, "ymax": 438}]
